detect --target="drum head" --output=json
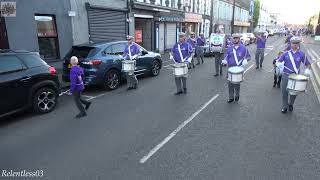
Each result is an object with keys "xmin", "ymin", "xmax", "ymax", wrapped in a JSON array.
[
  {"xmin": 228, "ymin": 66, "xmax": 244, "ymax": 73},
  {"xmin": 289, "ymin": 74, "xmax": 308, "ymax": 81}
]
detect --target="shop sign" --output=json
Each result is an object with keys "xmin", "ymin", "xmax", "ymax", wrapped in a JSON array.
[
  {"xmin": 158, "ymin": 16, "xmax": 184, "ymax": 22},
  {"xmin": 135, "ymin": 30, "xmax": 143, "ymax": 43},
  {"xmin": 1, "ymin": 1, "xmax": 16, "ymax": 17},
  {"xmin": 185, "ymin": 13, "xmax": 202, "ymax": 23},
  {"xmin": 234, "ymin": 21, "xmax": 250, "ymax": 27}
]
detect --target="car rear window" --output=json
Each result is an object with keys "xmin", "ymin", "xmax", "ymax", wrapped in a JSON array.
[
  {"xmin": 67, "ymin": 46, "xmax": 100, "ymax": 59},
  {"xmin": 17, "ymin": 54, "xmax": 47, "ymax": 68},
  {"xmin": 0, "ymin": 55, "xmax": 25, "ymax": 74}
]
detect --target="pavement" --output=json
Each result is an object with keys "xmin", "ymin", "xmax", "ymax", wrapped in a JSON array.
[{"xmin": 1, "ymin": 36, "xmax": 320, "ymax": 180}]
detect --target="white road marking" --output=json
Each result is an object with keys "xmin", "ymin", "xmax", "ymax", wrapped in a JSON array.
[
  {"xmin": 82, "ymin": 95, "xmax": 94, "ymax": 98},
  {"xmin": 59, "ymin": 89, "xmax": 70, "ymax": 96},
  {"xmin": 163, "ymin": 64, "xmax": 172, "ymax": 68},
  {"xmin": 86, "ymin": 93, "xmax": 106, "ymax": 101},
  {"xmin": 244, "ymin": 64, "xmax": 254, "ymax": 74},
  {"xmin": 139, "ymin": 94, "xmax": 220, "ymax": 164},
  {"xmin": 310, "ymin": 74, "xmax": 320, "ymax": 104},
  {"xmin": 268, "ymin": 67, "xmax": 275, "ymax": 73},
  {"xmin": 311, "ymin": 49, "xmax": 320, "ymax": 60},
  {"xmin": 307, "ymin": 49, "xmax": 318, "ymax": 63}
]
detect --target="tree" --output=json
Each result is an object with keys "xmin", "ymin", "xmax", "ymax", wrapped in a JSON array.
[{"xmin": 253, "ymin": 0, "xmax": 260, "ymax": 29}]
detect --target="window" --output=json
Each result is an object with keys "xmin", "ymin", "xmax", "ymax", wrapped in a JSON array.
[
  {"xmin": 17, "ymin": 54, "xmax": 46, "ymax": 68},
  {"xmin": 112, "ymin": 43, "xmax": 126, "ymax": 55},
  {"xmin": 104, "ymin": 46, "xmax": 112, "ymax": 55},
  {"xmin": 0, "ymin": 55, "xmax": 24, "ymax": 74},
  {"xmin": 68, "ymin": 46, "xmax": 99, "ymax": 59},
  {"xmin": 35, "ymin": 15, "xmax": 60, "ymax": 60}
]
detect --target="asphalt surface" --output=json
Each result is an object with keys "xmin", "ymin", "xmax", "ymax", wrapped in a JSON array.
[{"xmin": 1, "ymin": 36, "xmax": 320, "ymax": 180}]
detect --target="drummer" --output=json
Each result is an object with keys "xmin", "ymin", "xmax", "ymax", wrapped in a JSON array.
[
  {"xmin": 276, "ymin": 36, "xmax": 311, "ymax": 113},
  {"xmin": 255, "ymin": 31, "xmax": 267, "ymax": 69},
  {"xmin": 123, "ymin": 35, "xmax": 141, "ymax": 90},
  {"xmin": 171, "ymin": 32, "xmax": 193, "ymax": 95},
  {"xmin": 187, "ymin": 32, "xmax": 196, "ymax": 68},
  {"xmin": 222, "ymin": 33, "xmax": 251, "ymax": 103}
]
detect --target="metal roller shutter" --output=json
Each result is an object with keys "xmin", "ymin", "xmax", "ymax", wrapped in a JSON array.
[
  {"xmin": 166, "ymin": 23, "xmax": 176, "ymax": 50},
  {"xmin": 87, "ymin": 7, "xmax": 126, "ymax": 42}
]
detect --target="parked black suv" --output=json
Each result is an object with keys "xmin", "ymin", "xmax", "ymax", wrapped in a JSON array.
[{"xmin": 0, "ymin": 50, "xmax": 60, "ymax": 118}]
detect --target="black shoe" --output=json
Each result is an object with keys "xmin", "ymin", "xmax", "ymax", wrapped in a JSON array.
[
  {"xmin": 256, "ymin": 67, "xmax": 259, "ymax": 69},
  {"xmin": 220, "ymin": 72, "xmax": 223, "ymax": 76},
  {"xmin": 201, "ymin": 61, "xmax": 204, "ymax": 64},
  {"xmin": 174, "ymin": 91, "xmax": 183, "ymax": 95},
  {"xmin": 183, "ymin": 88, "xmax": 187, "ymax": 94},
  {"xmin": 227, "ymin": 99, "xmax": 234, "ymax": 103},
  {"xmin": 273, "ymin": 84, "xmax": 276, "ymax": 87},
  {"xmin": 235, "ymin": 96, "xmax": 239, "ymax": 101},
  {"xmin": 76, "ymin": 112, "xmax": 87, "ymax": 118},
  {"xmin": 277, "ymin": 84, "xmax": 281, "ymax": 88},
  {"xmin": 127, "ymin": 87, "xmax": 134, "ymax": 91},
  {"xmin": 196, "ymin": 63, "xmax": 200, "ymax": 65},
  {"xmin": 260, "ymin": 64, "xmax": 262, "ymax": 68},
  {"xmin": 214, "ymin": 74, "xmax": 219, "ymax": 77},
  {"xmin": 288, "ymin": 105, "xmax": 293, "ymax": 112},
  {"xmin": 193, "ymin": 65, "xmax": 196, "ymax": 68},
  {"xmin": 85, "ymin": 102, "xmax": 91, "ymax": 110},
  {"xmin": 188, "ymin": 67, "xmax": 192, "ymax": 69},
  {"xmin": 281, "ymin": 108, "xmax": 287, "ymax": 114}
]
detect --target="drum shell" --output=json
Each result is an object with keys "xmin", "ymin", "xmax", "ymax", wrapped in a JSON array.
[
  {"xmin": 287, "ymin": 75, "xmax": 308, "ymax": 94},
  {"xmin": 122, "ymin": 60, "xmax": 136, "ymax": 73},
  {"xmin": 172, "ymin": 63, "xmax": 188, "ymax": 77},
  {"xmin": 227, "ymin": 67, "xmax": 244, "ymax": 84}
]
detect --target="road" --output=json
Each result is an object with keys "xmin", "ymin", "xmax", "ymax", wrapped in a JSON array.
[{"xmin": 1, "ymin": 36, "xmax": 320, "ymax": 180}]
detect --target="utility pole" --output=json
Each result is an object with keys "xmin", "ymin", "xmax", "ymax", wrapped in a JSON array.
[
  {"xmin": 209, "ymin": 0, "xmax": 214, "ymax": 35},
  {"xmin": 231, "ymin": 0, "xmax": 236, "ymax": 34}
]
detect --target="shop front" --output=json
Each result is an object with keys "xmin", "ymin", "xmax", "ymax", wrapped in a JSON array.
[
  {"xmin": 154, "ymin": 12, "xmax": 184, "ymax": 53},
  {"xmin": 134, "ymin": 13, "xmax": 154, "ymax": 51},
  {"xmin": 183, "ymin": 13, "xmax": 202, "ymax": 36},
  {"xmin": 234, "ymin": 21, "xmax": 250, "ymax": 33}
]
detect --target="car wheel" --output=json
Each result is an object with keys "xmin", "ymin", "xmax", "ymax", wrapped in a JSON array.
[
  {"xmin": 105, "ymin": 69, "xmax": 120, "ymax": 90},
  {"xmin": 33, "ymin": 87, "xmax": 57, "ymax": 114},
  {"xmin": 151, "ymin": 60, "xmax": 161, "ymax": 76}
]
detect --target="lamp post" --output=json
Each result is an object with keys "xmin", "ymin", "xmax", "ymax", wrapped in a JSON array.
[{"xmin": 231, "ymin": 0, "xmax": 236, "ymax": 34}]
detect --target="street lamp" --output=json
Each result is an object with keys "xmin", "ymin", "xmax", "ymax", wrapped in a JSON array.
[{"xmin": 231, "ymin": 0, "xmax": 236, "ymax": 34}]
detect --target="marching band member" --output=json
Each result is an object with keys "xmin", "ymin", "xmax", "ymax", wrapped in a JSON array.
[
  {"xmin": 196, "ymin": 32, "xmax": 205, "ymax": 65},
  {"xmin": 187, "ymin": 32, "xmax": 196, "ymax": 69},
  {"xmin": 222, "ymin": 33, "xmax": 251, "ymax": 103},
  {"xmin": 255, "ymin": 32, "xmax": 267, "ymax": 69},
  {"xmin": 213, "ymin": 30, "xmax": 226, "ymax": 77},
  {"xmin": 123, "ymin": 35, "xmax": 141, "ymax": 90},
  {"xmin": 276, "ymin": 37, "xmax": 311, "ymax": 113},
  {"xmin": 171, "ymin": 33, "xmax": 193, "ymax": 95}
]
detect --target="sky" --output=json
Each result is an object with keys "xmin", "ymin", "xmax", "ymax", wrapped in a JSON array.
[{"xmin": 261, "ymin": 0, "xmax": 320, "ymax": 24}]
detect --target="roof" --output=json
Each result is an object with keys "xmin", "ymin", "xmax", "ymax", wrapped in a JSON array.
[
  {"xmin": 73, "ymin": 41, "xmax": 127, "ymax": 48},
  {"xmin": 0, "ymin": 49, "xmax": 37, "ymax": 55}
]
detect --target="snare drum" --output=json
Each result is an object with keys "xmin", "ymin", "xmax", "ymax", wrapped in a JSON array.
[
  {"xmin": 228, "ymin": 66, "xmax": 244, "ymax": 84},
  {"xmin": 287, "ymin": 74, "xmax": 309, "ymax": 95},
  {"xmin": 122, "ymin": 60, "xmax": 136, "ymax": 73},
  {"xmin": 172, "ymin": 63, "xmax": 188, "ymax": 77}
]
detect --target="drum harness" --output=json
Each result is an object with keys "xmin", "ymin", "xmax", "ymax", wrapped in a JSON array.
[{"xmin": 232, "ymin": 47, "xmax": 247, "ymax": 66}]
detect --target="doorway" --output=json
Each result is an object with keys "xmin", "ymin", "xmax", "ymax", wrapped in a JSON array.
[{"xmin": 0, "ymin": 18, "xmax": 9, "ymax": 49}]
